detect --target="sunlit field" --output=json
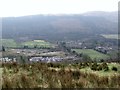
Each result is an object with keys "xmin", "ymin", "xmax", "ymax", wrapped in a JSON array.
[{"xmin": 72, "ymin": 49, "xmax": 109, "ymax": 60}]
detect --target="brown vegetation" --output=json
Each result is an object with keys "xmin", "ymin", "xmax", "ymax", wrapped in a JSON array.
[{"xmin": 2, "ymin": 62, "xmax": 120, "ymax": 88}]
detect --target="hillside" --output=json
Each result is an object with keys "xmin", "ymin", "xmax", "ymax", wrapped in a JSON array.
[
  {"xmin": 2, "ymin": 11, "xmax": 117, "ymax": 41},
  {"xmin": 2, "ymin": 62, "xmax": 120, "ymax": 88}
]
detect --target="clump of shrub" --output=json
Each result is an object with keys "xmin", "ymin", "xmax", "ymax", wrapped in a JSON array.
[
  {"xmin": 78, "ymin": 63, "xmax": 82, "ymax": 69},
  {"xmin": 78, "ymin": 62, "xmax": 89, "ymax": 69},
  {"xmin": 96, "ymin": 65, "xmax": 102, "ymax": 71},
  {"xmin": 91, "ymin": 62, "xmax": 98, "ymax": 71},
  {"xmin": 47, "ymin": 63, "xmax": 54, "ymax": 67},
  {"xmin": 112, "ymin": 66, "xmax": 117, "ymax": 71},
  {"xmin": 100, "ymin": 59, "xmax": 104, "ymax": 62},
  {"xmin": 90, "ymin": 62, "xmax": 109, "ymax": 71},
  {"xmin": 101, "ymin": 62, "xmax": 109, "ymax": 71},
  {"xmin": 47, "ymin": 63, "xmax": 62, "ymax": 68},
  {"xmin": 83, "ymin": 62, "xmax": 89, "ymax": 67}
]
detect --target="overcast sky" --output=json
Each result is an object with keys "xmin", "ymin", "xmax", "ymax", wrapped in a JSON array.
[{"xmin": 0, "ymin": 0, "xmax": 119, "ymax": 17}]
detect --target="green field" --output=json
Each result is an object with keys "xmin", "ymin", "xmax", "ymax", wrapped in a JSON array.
[
  {"xmin": 72, "ymin": 49, "xmax": 109, "ymax": 60},
  {"xmin": 21, "ymin": 40, "xmax": 54, "ymax": 48},
  {"xmin": 1, "ymin": 39, "xmax": 17, "ymax": 48},
  {"xmin": 1, "ymin": 39, "xmax": 54, "ymax": 48},
  {"xmin": 101, "ymin": 34, "xmax": 120, "ymax": 39}
]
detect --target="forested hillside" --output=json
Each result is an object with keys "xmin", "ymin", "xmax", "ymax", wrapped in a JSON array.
[{"xmin": 2, "ymin": 11, "xmax": 117, "ymax": 41}]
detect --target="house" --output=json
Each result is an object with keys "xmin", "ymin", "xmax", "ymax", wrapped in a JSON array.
[{"xmin": 95, "ymin": 46, "xmax": 112, "ymax": 54}]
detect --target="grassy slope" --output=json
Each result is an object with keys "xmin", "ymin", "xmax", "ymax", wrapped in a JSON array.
[
  {"xmin": 21, "ymin": 40, "xmax": 53, "ymax": 48},
  {"xmin": 1, "ymin": 39, "xmax": 17, "ymax": 48},
  {"xmin": 80, "ymin": 63, "xmax": 120, "ymax": 76},
  {"xmin": 1, "ymin": 39, "xmax": 54, "ymax": 48},
  {"xmin": 72, "ymin": 49, "xmax": 109, "ymax": 60},
  {"xmin": 2, "ymin": 62, "xmax": 120, "ymax": 88},
  {"xmin": 101, "ymin": 34, "xmax": 119, "ymax": 39}
]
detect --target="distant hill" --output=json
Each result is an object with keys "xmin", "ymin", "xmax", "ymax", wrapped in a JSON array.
[
  {"xmin": 82, "ymin": 11, "xmax": 118, "ymax": 22},
  {"xmin": 2, "ymin": 11, "xmax": 117, "ymax": 41}
]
